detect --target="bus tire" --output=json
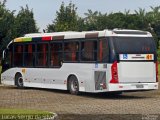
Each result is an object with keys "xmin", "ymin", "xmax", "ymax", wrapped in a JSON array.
[
  {"xmin": 68, "ymin": 75, "xmax": 79, "ymax": 95},
  {"xmin": 15, "ymin": 73, "xmax": 24, "ymax": 89}
]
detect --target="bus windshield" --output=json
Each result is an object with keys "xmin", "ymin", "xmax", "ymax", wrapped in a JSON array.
[{"xmin": 112, "ymin": 37, "xmax": 156, "ymax": 54}]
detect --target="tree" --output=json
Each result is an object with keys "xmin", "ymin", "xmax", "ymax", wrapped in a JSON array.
[
  {"xmin": 107, "ymin": 12, "xmax": 126, "ymax": 29},
  {"xmin": 134, "ymin": 8, "xmax": 149, "ymax": 30},
  {"xmin": 146, "ymin": 6, "xmax": 160, "ymax": 47},
  {"xmin": 15, "ymin": 5, "xmax": 39, "ymax": 37},
  {"xmin": 0, "ymin": 2, "xmax": 38, "ymax": 59},
  {"xmin": 47, "ymin": 2, "xmax": 82, "ymax": 32},
  {"xmin": 0, "ymin": 0, "xmax": 15, "ymax": 58},
  {"xmin": 84, "ymin": 9, "xmax": 99, "ymax": 30},
  {"xmin": 95, "ymin": 13, "xmax": 108, "ymax": 30}
]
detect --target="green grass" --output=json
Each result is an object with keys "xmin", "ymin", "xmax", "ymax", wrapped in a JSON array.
[
  {"xmin": 0, "ymin": 109, "xmax": 51, "ymax": 114},
  {"xmin": 0, "ymin": 108, "xmax": 54, "ymax": 120}
]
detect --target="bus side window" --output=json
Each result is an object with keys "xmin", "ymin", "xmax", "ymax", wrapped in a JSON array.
[
  {"xmin": 99, "ymin": 39, "xmax": 109, "ymax": 63},
  {"xmin": 64, "ymin": 41, "xmax": 79, "ymax": 62},
  {"xmin": 36, "ymin": 43, "xmax": 48, "ymax": 67},
  {"xmin": 24, "ymin": 44, "xmax": 35, "ymax": 67},
  {"xmin": 81, "ymin": 40, "xmax": 97, "ymax": 61},
  {"xmin": 13, "ymin": 44, "xmax": 23, "ymax": 67},
  {"xmin": 50, "ymin": 42, "xmax": 63, "ymax": 67}
]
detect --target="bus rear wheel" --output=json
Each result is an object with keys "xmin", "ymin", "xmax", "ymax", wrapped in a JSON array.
[
  {"xmin": 15, "ymin": 73, "xmax": 24, "ymax": 88},
  {"xmin": 68, "ymin": 76, "xmax": 79, "ymax": 95}
]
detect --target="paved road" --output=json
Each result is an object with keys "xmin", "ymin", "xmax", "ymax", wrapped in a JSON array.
[{"xmin": 0, "ymin": 84, "xmax": 160, "ymax": 120}]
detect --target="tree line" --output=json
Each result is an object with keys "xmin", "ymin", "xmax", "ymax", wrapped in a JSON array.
[
  {"xmin": 47, "ymin": 2, "xmax": 160, "ymax": 46},
  {"xmin": 0, "ymin": 1, "xmax": 160, "ymax": 58},
  {"xmin": 0, "ymin": 0, "xmax": 38, "ymax": 57}
]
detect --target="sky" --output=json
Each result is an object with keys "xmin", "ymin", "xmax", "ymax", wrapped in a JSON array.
[{"xmin": 5, "ymin": 0, "xmax": 160, "ymax": 32}]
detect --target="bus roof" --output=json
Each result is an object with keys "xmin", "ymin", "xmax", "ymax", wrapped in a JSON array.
[{"xmin": 13, "ymin": 29, "xmax": 152, "ymax": 43}]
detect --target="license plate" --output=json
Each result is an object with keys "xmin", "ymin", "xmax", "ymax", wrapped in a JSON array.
[{"xmin": 136, "ymin": 85, "xmax": 144, "ymax": 88}]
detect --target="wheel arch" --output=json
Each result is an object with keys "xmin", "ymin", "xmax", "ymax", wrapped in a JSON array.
[
  {"xmin": 67, "ymin": 74, "xmax": 79, "ymax": 90},
  {"xmin": 14, "ymin": 72, "xmax": 22, "ymax": 85}
]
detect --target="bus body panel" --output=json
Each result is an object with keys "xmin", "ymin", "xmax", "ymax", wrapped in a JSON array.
[
  {"xmin": 1, "ymin": 63, "xmax": 112, "ymax": 93},
  {"xmin": 1, "ymin": 63, "xmax": 104, "ymax": 92},
  {"xmin": 1, "ymin": 62, "xmax": 158, "ymax": 93},
  {"xmin": 118, "ymin": 62, "xmax": 156, "ymax": 83},
  {"xmin": 1, "ymin": 68, "xmax": 22, "ymax": 85}
]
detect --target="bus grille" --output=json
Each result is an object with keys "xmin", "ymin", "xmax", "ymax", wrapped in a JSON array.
[{"xmin": 95, "ymin": 71, "xmax": 106, "ymax": 90}]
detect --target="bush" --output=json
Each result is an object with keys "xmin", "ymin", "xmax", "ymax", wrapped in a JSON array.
[{"xmin": 157, "ymin": 49, "xmax": 160, "ymax": 63}]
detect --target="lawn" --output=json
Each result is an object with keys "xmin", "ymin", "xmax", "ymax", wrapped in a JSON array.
[
  {"xmin": 0, "ymin": 109, "xmax": 51, "ymax": 114},
  {"xmin": 0, "ymin": 108, "xmax": 55, "ymax": 120}
]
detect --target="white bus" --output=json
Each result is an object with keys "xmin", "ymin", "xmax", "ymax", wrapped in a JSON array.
[{"xmin": 1, "ymin": 29, "xmax": 158, "ymax": 95}]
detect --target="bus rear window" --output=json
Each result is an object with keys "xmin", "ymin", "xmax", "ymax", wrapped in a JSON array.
[{"xmin": 112, "ymin": 37, "xmax": 156, "ymax": 54}]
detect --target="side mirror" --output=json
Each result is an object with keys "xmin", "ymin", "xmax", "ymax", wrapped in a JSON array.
[
  {"xmin": 2, "ymin": 50, "xmax": 6, "ymax": 61},
  {"xmin": 60, "ymin": 60, "xmax": 63, "ymax": 66}
]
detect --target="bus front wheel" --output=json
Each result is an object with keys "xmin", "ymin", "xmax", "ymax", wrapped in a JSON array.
[
  {"xmin": 68, "ymin": 76, "xmax": 79, "ymax": 95},
  {"xmin": 15, "ymin": 73, "xmax": 24, "ymax": 88}
]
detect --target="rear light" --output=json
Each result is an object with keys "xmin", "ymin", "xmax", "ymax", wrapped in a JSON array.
[
  {"xmin": 156, "ymin": 61, "xmax": 158, "ymax": 82},
  {"xmin": 110, "ymin": 61, "xmax": 119, "ymax": 83}
]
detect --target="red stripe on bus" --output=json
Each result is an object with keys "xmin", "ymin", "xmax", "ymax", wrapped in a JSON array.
[
  {"xmin": 43, "ymin": 45, "xmax": 46, "ymax": 66},
  {"xmin": 72, "ymin": 52, "xmax": 76, "ymax": 61},
  {"xmin": 99, "ymin": 40, "xmax": 103, "ymax": 61},
  {"xmin": 28, "ymin": 45, "xmax": 32, "ymax": 53},
  {"xmin": 42, "ymin": 36, "xmax": 52, "ymax": 41},
  {"xmin": 18, "ymin": 46, "xmax": 22, "ymax": 53}
]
